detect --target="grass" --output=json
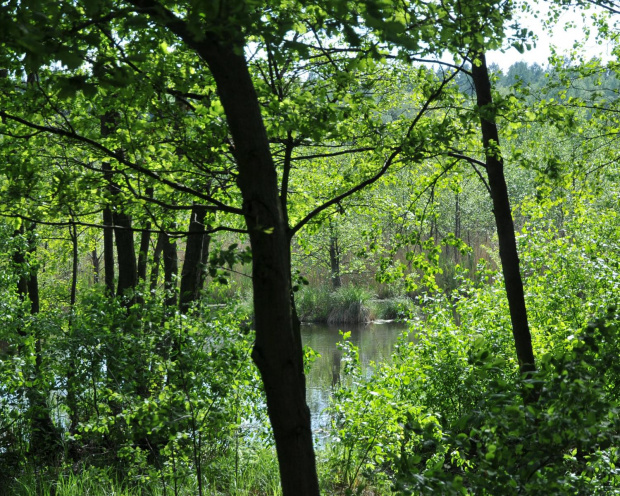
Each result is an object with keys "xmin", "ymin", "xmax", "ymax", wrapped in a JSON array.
[
  {"xmin": 8, "ymin": 443, "xmax": 395, "ymax": 496},
  {"xmin": 8, "ymin": 444, "xmax": 283, "ymax": 496},
  {"xmin": 296, "ymin": 285, "xmax": 376, "ymax": 324},
  {"xmin": 327, "ymin": 286, "xmax": 375, "ymax": 325},
  {"xmin": 296, "ymin": 285, "xmax": 416, "ymax": 324},
  {"xmin": 373, "ymin": 296, "xmax": 416, "ymax": 320}
]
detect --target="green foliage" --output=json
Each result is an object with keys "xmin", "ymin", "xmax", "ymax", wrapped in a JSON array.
[
  {"xmin": 0, "ymin": 280, "xmax": 267, "ymax": 494},
  {"xmin": 326, "ymin": 195, "xmax": 620, "ymax": 493}
]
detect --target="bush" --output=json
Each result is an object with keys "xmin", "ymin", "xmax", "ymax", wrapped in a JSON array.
[{"xmin": 327, "ymin": 290, "xmax": 620, "ymax": 495}]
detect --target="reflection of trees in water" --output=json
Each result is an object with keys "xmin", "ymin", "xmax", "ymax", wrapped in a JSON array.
[
  {"xmin": 302, "ymin": 322, "xmax": 412, "ymax": 391},
  {"xmin": 302, "ymin": 322, "xmax": 412, "ymax": 437},
  {"xmin": 331, "ymin": 348, "xmax": 341, "ymax": 387}
]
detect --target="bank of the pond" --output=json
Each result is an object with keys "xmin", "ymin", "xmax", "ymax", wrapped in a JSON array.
[{"xmin": 296, "ymin": 285, "xmax": 416, "ymax": 324}]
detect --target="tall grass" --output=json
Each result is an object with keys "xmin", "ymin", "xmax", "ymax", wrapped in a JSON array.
[
  {"xmin": 373, "ymin": 296, "xmax": 415, "ymax": 320},
  {"xmin": 295, "ymin": 285, "xmax": 332, "ymax": 322},
  {"xmin": 9, "ymin": 444, "xmax": 283, "ymax": 496},
  {"xmin": 296, "ymin": 285, "xmax": 376, "ymax": 324},
  {"xmin": 327, "ymin": 286, "xmax": 375, "ymax": 324}
]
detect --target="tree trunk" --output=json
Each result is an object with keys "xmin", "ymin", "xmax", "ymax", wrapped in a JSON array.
[
  {"xmin": 124, "ymin": 4, "xmax": 318, "ymax": 491},
  {"xmin": 198, "ymin": 40, "xmax": 319, "ymax": 495},
  {"xmin": 162, "ymin": 231, "xmax": 178, "ymax": 310},
  {"xmin": 113, "ymin": 211, "xmax": 138, "ymax": 304},
  {"xmin": 91, "ymin": 248, "xmax": 100, "ymax": 285},
  {"xmin": 179, "ymin": 204, "xmax": 207, "ymax": 314},
  {"xmin": 329, "ymin": 232, "xmax": 342, "ymax": 290},
  {"xmin": 102, "ymin": 197, "xmax": 115, "ymax": 296},
  {"xmin": 470, "ymin": 52, "xmax": 536, "ymax": 376}
]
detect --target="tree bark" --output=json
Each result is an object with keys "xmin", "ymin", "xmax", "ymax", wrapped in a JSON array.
[
  {"xmin": 113, "ymin": 211, "xmax": 138, "ymax": 303},
  {"xmin": 179, "ymin": 204, "xmax": 207, "ymax": 314},
  {"xmin": 91, "ymin": 248, "xmax": 100, "ymax": 285},
  {"xmin": 102, "ymin": 191, "xmax": 115, "ymax": 296},
  {"xmin": 67, "ymin": 221, "xmax": 80, "ymax": 456},
  {"xmin": 123, "ymin": 3, "xmax": 319, "ymax": 491},
  {"xmin": 470, "ymin": 52, "xmax": 536, "ymax": 375},
  {"xmin": 197, "ymin": 40, "xmax": 319, "ymax": 496},
  {"xmin": 329, "ymin": 232, "xmax": 342, "ymax": 290}
]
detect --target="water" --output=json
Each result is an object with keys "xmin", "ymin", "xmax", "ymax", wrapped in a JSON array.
[{"xmin": 300, "ymin": 321, "xmax": 411, "ymax": 441}]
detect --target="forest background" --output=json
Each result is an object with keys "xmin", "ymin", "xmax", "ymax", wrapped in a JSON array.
[{"xmin": 0, "ymin": 0, "xmax": 620, "ymax": 494}]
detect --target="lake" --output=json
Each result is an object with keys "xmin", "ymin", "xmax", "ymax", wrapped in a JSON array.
[{"xmin": 300, "ymin": 321, "xmax": 411, "ymax": 441}]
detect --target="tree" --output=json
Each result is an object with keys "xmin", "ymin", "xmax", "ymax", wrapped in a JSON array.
[{"xmin": 0, "ymin": 0, "xmax": 520, "ymax": 491}]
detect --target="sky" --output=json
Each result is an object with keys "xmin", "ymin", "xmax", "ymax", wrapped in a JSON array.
[{"xmin": 486, "ymin": 2, "xmax": 616, "ymax": 71}]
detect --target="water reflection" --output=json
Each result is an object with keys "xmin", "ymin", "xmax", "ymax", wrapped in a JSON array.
[{"xmin": 301, "ymin": 321, "xmax": 411, "ymax": 441}]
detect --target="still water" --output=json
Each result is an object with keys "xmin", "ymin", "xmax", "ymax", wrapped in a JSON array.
[{"xmin": 300, "ymin": 321, "xmax": 411, "ymax": 440}]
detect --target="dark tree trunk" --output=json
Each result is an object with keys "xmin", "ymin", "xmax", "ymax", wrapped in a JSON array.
[
  {"xmin": 179, "ymin": 205, "xmax": 207, "ymax": 314},
  {"xmin": 329, "ymin": 233, "xmax": 342, "ymax": 290},
  {"xmin": 101, "ymin": 111, "xmax": 138, "ymax": 303},
  {"xmin": 113, "ymin": 211, "xmax": 138, "ymax": 304},
  {"xmin": 102, "ymin": 204, "xmax": 115, "ymax": 296},
  {"xmin": 101, "ymin": 116, "xmax": 116, "ymax": 297},
  {"xmin": 91, "ymin": 248, "xmax": 100, "ymax": 284},
  {"xmin": 124, "ymin": 4, "xmax": 318, "ymax": 492},
  {"xmin": 470, "ymin": 52, "xmax": 536, "ymax": 376},
  {"xmin": 198, "ymin": 40, "xmax": 319, "ymax": 495},
  {"xmin": 137, "ymin": 223, "xmax": 151, "ymax": 283},
  {"xmin": 429, "ymin": 188, "xmax": 437, "ymax": 241}
]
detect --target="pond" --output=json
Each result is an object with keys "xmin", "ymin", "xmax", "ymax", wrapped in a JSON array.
[{"xmin": 300, "ymin": 320, "xmax": 411, "ymax": 441}]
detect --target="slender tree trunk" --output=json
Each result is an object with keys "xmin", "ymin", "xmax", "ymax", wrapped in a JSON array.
[
  {"xmin": 101, "ymin": 115, "xmax": 116, "ymax": 297},
  {"xmin": 101, "ymin": 112, "xmax": 138, "ymax": 303},
  {"xmin": 429, "ymin": 188, "xmax": 437, "ymax": 241},
  {"xmin": 137, "ymin": 225, "xmax": 151, "ymax": 283},
  {"xmin": 199, "ymin": 40, "xmax": 319, "ymax": 495},
  {"xmin": 179, "ymin": 205, "xmax": 207, "ymax": 314},
  {"xmin": 329, "ymin": 232, "xmax": 342, "ymax": 290},
  {"xmin": 102, "ymin": 194, "xmax": 115, "ymax": 296},
  {"xmin": 470, "ymin": 52, "xmax": 536, "ymax": 375},
  {"xmin": 91, "ymin": 248, "xmax": 100, "ymax": 285},
  {"xmin": 162, "ymin": 231, "xmax": 178, "ymax": 310}
]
